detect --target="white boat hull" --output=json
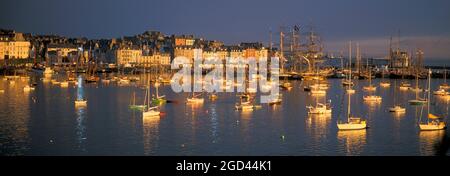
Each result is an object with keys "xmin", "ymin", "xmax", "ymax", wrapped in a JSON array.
[
  {"xmin": 187, "ymin": 98, "xmax": 204, "ymax": 104},
  {"xmin": 75, "ymin": 100, "xmax": 87, "ymax": 106},
  {"xmin": 419, "ymin": 122, "xmax": 446, "ymax": 131},
  {"xmin": 380, "ymin": 82, "xmax": 390, "ymax": 87},
  {"xmin": 363, "ymin": 96, "xmax": 382, "ymax": 102},
  {"xmin": 337, "ymin": 123, "xmax": 367, "ymax": 130},
  {"xmin": 363, "ymin": 86, "xmax": 377, "ymax": 91},
  {"xmin": 389, "ymin": 106, "xmax": 406, "ymax": 113},
  {"xmin": 143, "ymin": 110, "xmax": 160, "ymax": 117}
]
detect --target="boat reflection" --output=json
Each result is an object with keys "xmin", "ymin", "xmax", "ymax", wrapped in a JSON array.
[
  {"xmin": 142, "ymin": 115, "xmax": 160, "ymax": 155},
  {"xmin": 419, "ymin": 130, "xmax": 445, "ymax": 156},
  {"xmin": 75, "ymin": 106, "xmax": 87, "ymax": 153},
  {"xmin": 306, "ymin": 114, "xmax": 332, "ymax": 130},
  {"xmin": 0, "ymin": 77, "xmax": 31, "ymax": 155},
  {"xmin": 391, "ymin": 111, "xmax": 406, "ymax": 118},
  {"xmin": 337, "ymin": 130, "xmax": 367, "ymax": 156},
  {"xmin": 208, "ymin": 104, "xmax": 219, "ymax": 144},
  {"xmin": 306, "ymin": 114, "xmax": 332, "ymax": 145}
]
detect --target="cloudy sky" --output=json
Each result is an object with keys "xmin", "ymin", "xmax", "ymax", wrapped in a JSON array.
[{"xmin": 1, "ymin": 0, "xmax": 449, "ymax": 59}]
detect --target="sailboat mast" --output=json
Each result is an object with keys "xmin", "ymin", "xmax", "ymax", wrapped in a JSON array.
[
  {"xmin": 148, "ymin": 73, "xmax": 151, "ymax": 106},
  {"xmin": 156, "ymin": 83, "xmax": 159, "ymax": 98},
  {"xmin": 347, "ymin": 41, "xmax": 352, "ymax": 122},
  {"xmin": 269, "ymin": 29, "xmax": 273, "ymax": 51},
  {"xmin": 445, "ymin": 69, "xmax": 447, "ymax": 84},
  {"xmin": 427, "ymin": 69, "xmax": 431, "ymax": 122},
  {"xmin": 356, "ymin": 42, "xmax": 360, "ymax": 74},
  {"xmin": 348, "ymin": 85, "xmax": 351, "ymax": 121},
  {"xmin": 415, "ymin": 73, "xmax": 419, "ymax": 99},
  {"xmin": 280, "ymin": 30, "xmax": 284, "ymax": 73},
  {"xmin": 349, "ymin": 41, "xmax": 352, "ymax": 80},
  {"xmin": 393, "ymin": 80, "xmax": 397, "ymax": 105}
]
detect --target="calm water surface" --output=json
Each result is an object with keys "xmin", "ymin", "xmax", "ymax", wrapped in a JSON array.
[{"xmin": 0, "ymin": 74, "xmax": 448, "ymax": 156}]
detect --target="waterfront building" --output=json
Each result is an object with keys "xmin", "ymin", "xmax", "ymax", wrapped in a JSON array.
[
  {"xmin": 47, "ymin": 43, "xmax": 78, "ymax": 63},
  {"xmin": 116, "ymin": 45, "xmax": 171, "ymax": 67},
  {"xmin": 116, "ymin": 46, "xmax": 142, "ymax": 66},
  {"xmin": 174, "ymin": 46, "xmax": 195, "ymax": 61},
  {"xmin": 203, "ymin": 48, "xmax": 227, "ymax": 62},
  {"xmin": 138, "ymin": 53, "xmax": 171, "ymax": 67},
  {"xmin": 0, "ymin": 30, "xmax": 31, "ymax": 60},
  {"xmin": 240, "ymin": 42, "xmax": 268, "ymax": 61}
]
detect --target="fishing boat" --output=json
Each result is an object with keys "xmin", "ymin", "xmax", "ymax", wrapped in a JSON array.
[
  {"xmin": 419, "ymin": 69, "xmax": 446, "ymax": 131},
  {"xmin": 307, "ymin": 98, "xmax": 332, "ymax": 114},
  {"xmin": 337, "ymin": 75, "xmax": 367, "ymax": 130},
  {"xmin": 409, "ymin": 72, "xmax": 428, "ymax": 105}
]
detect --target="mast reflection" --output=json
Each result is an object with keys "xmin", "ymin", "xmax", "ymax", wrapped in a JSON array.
[
  {"xmin": 419, "ymin": 130, "xmax": 445, "ymax": 156},
  {"xmin": 142, "ymin": 116, "xmax": 160, "ymax": 155},
  {"xmin": 337, "ymin": 130, "xmax": 367, "ymax": 156}
]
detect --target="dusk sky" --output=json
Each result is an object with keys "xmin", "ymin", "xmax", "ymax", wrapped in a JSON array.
[{"xmin": 1, "ymin": 0, "xmax": 449, "ymax": 59}]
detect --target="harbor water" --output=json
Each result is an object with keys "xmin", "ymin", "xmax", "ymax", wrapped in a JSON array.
[{"xmin": 0, "ymin": 74, "xmax": 449, "ymax": 156}]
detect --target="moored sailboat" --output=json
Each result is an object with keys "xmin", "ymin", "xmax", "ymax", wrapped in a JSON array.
[
  {"xmin": 337, "ymin": 79, "xmax": 367, "ymax": 130},
  {"xmin": 419, "ymin": 69, "xmax": 446, "ymax": 131}
]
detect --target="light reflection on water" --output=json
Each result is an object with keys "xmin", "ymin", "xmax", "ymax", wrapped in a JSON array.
[
  {"xmin": 337, "ymin": 130, "xmax": 367, "ymax": 156},
  {"xmin": 0, "ymin": 73, "xmax": 449, "ymax": 156}
]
